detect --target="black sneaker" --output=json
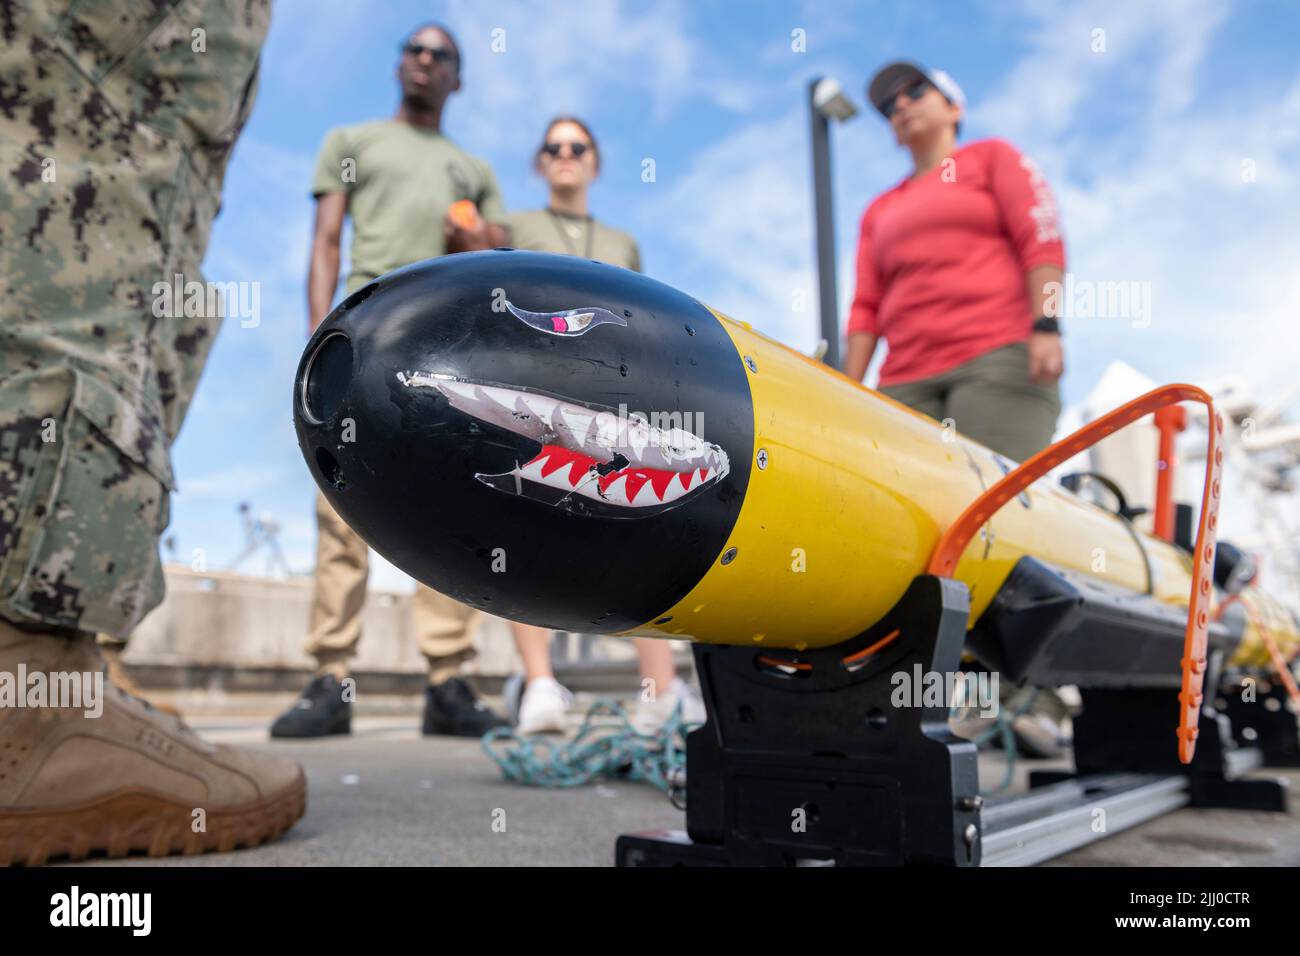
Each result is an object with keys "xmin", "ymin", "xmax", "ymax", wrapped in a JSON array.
[
  {"xmin": 270, "ymin": 674, "xmax": 352, "ymax": 738},
  {"xmin": 422, "ymin": 678, "xmax": 509, "ymax": 737}
]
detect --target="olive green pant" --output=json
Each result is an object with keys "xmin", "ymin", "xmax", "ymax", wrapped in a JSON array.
[
  {"xmin": 887, "ymin": 341, "xmax": 1069, "ymax": 740},
  {"xmin": 879, "ymin": 342, "xmax": 1061, "ymax": 463}
]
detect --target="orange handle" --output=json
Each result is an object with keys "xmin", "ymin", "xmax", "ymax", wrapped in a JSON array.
[
  {"xmin": 926, "ymin": 384, "xmax": 1222, "ymax": 764},
  {"xmin": 448, "ymin": 199, "xmax": 481, "ymax": 230}
]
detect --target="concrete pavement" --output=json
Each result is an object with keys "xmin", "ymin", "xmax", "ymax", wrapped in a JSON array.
[{"xmin": 56, "ymin": 695, "xmax": 1300, "ymax": 867}]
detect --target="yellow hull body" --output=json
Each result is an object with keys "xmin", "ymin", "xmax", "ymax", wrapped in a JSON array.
[{"xmin": 626, "ymin": 309, "xmax": 1298, "ymax": 668}]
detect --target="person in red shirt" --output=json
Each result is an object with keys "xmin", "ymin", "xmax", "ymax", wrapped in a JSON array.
[
  {"xmin": 844, "ymin": 61, "xmax": 1066, "ymax": 465},
  {"xmin": 846, "ymin": 62, "xmax": 1072, "ymax": 757}
]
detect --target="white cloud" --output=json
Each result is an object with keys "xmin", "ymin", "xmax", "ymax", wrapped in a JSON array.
[
  {"xmin": 438, "ymin": 0, "xmax": 763, "ymax": 152},
  {"xmin": 971, "ymin": 0, "xmax": 1231, "ymax": 156},
  {"xmin": 264, "ymin": 0, "xmax": 390, "ymax": 87},
  {"xmin": 638, "ymin": 108, "xmax": 821, "ymax": 349}
]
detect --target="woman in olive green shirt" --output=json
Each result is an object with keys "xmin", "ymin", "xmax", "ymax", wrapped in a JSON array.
[
  {"xmin": 506, "ymin": 118, "xmax": 702, "ymax": 736},
  {"xmin": 506, "ymin": 116, "xmax": 640, "ymax": 272}
]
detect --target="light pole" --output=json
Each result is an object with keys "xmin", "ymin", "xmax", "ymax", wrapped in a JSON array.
[{"xmin": 809, "ymin": 76, "xmax": 858, "ymax": 369}]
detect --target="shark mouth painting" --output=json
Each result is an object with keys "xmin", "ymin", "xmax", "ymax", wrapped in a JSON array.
[{"xmin": 397, "ymin": 371, "xmax": 730, "ymax": 517}]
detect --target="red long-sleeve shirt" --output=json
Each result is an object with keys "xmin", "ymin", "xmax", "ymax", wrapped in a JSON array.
[{"xmin": 848, "ymin": 138, "xmax": 1065, "ymax": 387}]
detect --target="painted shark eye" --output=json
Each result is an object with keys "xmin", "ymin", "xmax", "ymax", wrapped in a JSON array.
[{"xmin": 504, "ymin": 299, "xmax": 627, "ymax": 337}]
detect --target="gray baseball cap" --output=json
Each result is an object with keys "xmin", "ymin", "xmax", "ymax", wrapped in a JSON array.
[{"xmin": 867, "ymin": 60, "xmax": 967, "ymax": 117}]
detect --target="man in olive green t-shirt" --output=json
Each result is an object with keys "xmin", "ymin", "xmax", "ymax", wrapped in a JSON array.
[
  {"xmin": 308, "ymin": 102, "xmax": 507, "ymax": 295},
  {"xmin": 271, "ymin": 22, "xmax": 524, "ymax": 740}
]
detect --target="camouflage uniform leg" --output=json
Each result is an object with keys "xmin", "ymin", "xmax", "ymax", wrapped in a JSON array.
[{"xmin": 0, "ymin": 0, "xmax": 271, "ymax": 637}]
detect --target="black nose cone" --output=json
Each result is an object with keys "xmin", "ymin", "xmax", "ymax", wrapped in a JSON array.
[{"xmin": 293, "ymin": 250, "xmax": 754, "ymax": 632}]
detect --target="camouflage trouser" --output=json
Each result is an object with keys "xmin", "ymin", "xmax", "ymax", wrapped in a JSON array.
[{"xmin": 0, "ymin": 0, "xmax": 271, "ymax": 637}]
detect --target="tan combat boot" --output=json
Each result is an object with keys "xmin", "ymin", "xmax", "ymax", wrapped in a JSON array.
[
  {"xmin": 98, "ymin": 637, "xmax": 181, "ymax": 717},
  {"xmin": 0, "ymin": 619, "xmax": 306, "ymax": 865}
]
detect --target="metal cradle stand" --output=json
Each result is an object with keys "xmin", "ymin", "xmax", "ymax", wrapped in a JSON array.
[
  {"xmin": 1220, "ymin": 678, "xmax": 1300, "ymax": 769},
  {"xmin": 616, "ymin": 566, "xmax": 1293, "ymax": 867}
]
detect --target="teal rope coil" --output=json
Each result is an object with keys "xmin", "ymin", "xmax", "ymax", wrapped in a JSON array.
[
  {"xmin": 481, "ymin": 697, "xmax": 699, "ymax": 795},
  {"xmin": 951, "ymin": 688, "xmax": 1042, "ymax": 796}
]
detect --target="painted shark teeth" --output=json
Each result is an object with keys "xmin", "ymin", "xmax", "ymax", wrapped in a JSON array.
[
  {"xmin": 400, "ymin": 373, "xmax": 728, "ymax": 476},
  {"xmin": 397, "ymin": 372, "xmax": 732, "ymax": 514},
  {"xmin": 489, "ymin": 443, "xmax": 731, "ymax": 511}
]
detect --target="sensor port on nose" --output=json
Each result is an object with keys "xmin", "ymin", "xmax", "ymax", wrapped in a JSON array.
[
  {"xmin": 300, "ymin": 332, "xmax": 353, "ymax": 424},
  {"xmin": 315, "ymin": 446, "xmax": 346, "ymax": 489}
]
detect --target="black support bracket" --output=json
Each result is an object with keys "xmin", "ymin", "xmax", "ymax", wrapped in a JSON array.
[
  {"xmin": 618, "ymin": 575, "xmax": 982, "ymax": 866},
  {"xmin": 617, "ymin": 561, "xmax": 1293, "ymax": 867}
]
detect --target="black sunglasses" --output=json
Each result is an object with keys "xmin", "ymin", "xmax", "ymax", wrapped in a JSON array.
[
  {"xmin": 403, "ymin": 42, "xmax": 457, "ymax": 64},
  {"xmin": 881, "ymin": 78, "xmax": 932, "ymax": 118},
  {"xmin": 540, "ymin": 141, "xmax": 591, "ymax": 159}
]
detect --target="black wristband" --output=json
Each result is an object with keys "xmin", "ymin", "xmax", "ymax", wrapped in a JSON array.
[{"xmin": 1032, "ymin": 316, "xmax": 1061, "ymax": 334}]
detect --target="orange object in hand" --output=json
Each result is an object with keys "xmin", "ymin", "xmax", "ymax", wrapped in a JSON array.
[{"xmin": 448, "ymin": 199, "xmax": 481, "ymax": 230}]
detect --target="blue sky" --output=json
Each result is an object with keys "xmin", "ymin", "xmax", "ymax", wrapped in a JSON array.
[{"xmin": 172, "ymin": 0, "xmax": 1300, "ymax": 588}]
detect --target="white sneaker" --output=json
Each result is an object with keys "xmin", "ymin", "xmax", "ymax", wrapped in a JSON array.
[
  {"xmin": 515, "ymin": 677, "xmax": 573, "ymax": 735},
  {"xmin": 633, "ymin": 677, "xmax": 706, "ymax": 735}
]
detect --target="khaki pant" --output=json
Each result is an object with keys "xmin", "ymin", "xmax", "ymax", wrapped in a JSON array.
[
  {"xmin": 880, "ymin": 342, "xmax": 1060, "ymax": 463},
  {"xmin": 307, "ymin": 492, "xmax": 480, "ymax": 684}
]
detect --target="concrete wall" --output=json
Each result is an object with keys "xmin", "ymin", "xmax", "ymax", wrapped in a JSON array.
[{"xmin": 125, "ymin": 565, "xmax": 643, "ymax": 679}]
